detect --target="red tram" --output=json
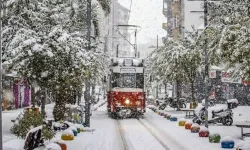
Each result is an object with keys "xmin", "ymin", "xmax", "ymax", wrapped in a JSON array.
[{"xmin": 107, "ymin": 58, "xmax": 146, "ymax": 118}]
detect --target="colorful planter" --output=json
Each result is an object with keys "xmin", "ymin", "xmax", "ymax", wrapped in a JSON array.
[
  {"xmin": 209, "ymin": 134, "xmax": 221, "ymax": 143},
  {"xmin": 179, "ymin": 120, "xmax": 186, "ymax": 126},
  {"xmin": 199, "ymin": 130, "xmax": 209, "ymax": 137},
  {"xmin": 170, "ymin": 117, "xmax": 177, "ymax": 121},
  {"xmin": 167, "ymin": 115, "xmax": 171, "ymax": 120},
  {"xmin": 56, "ymin": 142, "xmax": 67, "ymax": 150},
  {"xmin": 72, "ymin": 130, "xmax": 78, "ymax": 136},
  {"xmin": 221, "ymin": 141, "xmax": 234, "ymax": 149},
  {"xmin": 61, "ymin": 134, "xmax": 74, "ymax": 141},
  {"xmin": 185, "ymin": 123, "xmax": 192, "ymax": 129},
  {"xmin": 163, "ymin": 114, "xmax": 168, "ymax": 118},
  {"xmin": 191, "ymin": 126, "xmax": 200, "ymax": 133}
]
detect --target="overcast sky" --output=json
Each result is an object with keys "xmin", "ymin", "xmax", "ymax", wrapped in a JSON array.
[{"xmin": 118, "ymin": 0, "xmax": 166, "ymax": 44}]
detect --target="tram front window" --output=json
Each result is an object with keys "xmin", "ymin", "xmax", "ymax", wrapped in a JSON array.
[{"xmin": 112, "ymin": 73, "xmax": 143, "ymax": 88}]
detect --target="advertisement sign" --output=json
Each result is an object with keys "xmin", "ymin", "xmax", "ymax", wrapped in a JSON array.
[
  {"xmin": 209, "ymin": 71, "xmax": 216, "ymax": 78},
  {"xmin": 221, "ymin": 72, "xmax": 241, "ymax": 83}
]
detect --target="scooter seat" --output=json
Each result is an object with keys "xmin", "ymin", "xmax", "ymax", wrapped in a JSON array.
[{"xmin": 212, "ymin": 109, "xmax": 224, "ymax": 114}]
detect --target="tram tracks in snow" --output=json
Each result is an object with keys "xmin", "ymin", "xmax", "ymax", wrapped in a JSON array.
[
  {"xmin": 117, "ymin": 120, "xmax": 130, "ymax": 150},
  {"xmin": 117, "ymin": 118, "xmax": 170, "ymax": 150}
]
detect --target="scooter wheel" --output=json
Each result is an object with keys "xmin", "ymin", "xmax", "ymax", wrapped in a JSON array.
[{"xmin": 222, "ymin": 117, "xmax": 233, "ymax": 126}]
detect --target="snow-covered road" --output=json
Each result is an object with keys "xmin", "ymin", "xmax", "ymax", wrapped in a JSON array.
[
  {"xmin": 117, "ymin": 119, "xmax": 167, "ymax": 150},
  {"xmin": 3, "ymin": 103, "xmax": 250, "ymax": 150}
]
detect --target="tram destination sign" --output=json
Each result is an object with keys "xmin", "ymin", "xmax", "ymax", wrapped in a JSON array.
[{"xmin": 120, "ymin": 68, "xmax": 136, "ymax": 73}]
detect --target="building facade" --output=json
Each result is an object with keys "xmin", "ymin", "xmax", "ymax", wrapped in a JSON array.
[
  {"xmin": 104, "ymin": 0, "xmax": 130, "ymax": 58},
  {"xmin": 162, "ymin": 0, "xmax": 206, "ymax": 39}
]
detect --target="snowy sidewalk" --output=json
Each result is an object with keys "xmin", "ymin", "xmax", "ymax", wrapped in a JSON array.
[{"xmin": 145, "ymin": 105, "xmax": 250, "ymax": 150}]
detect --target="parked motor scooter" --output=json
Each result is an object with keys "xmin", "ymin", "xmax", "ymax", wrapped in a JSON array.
[
  {"xmin": 159, "ymin": 97, "xmax": 186, "ymax": 110},
  {"xmin": 192, "ymin": 99, "xmax": 238, "ymax": 126}
]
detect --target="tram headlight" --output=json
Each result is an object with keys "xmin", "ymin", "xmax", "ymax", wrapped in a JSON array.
[{"xmin": 125, "ymin": 99, "xmax": 130, "ymax": 105}]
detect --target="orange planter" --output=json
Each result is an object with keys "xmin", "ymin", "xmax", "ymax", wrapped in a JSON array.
[
  {"xmin": 58, "ymin": 143, "xmax": 67, "ymax": 150},
  {"xmin": 185, "ymin": 123, "xmax": 192, "ymax": 129}
]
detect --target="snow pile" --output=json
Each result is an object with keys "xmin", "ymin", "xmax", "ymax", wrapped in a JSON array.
[
  {"xmin": 3, "ymin": 139, "xmax": 25, "ymax": 150},
  {"xmin": 25, "ymin": 125, "xmax": 43, "ymax": 139},
  {"xmin": 191, "ymin": 123, "xmax": 200, "ymax": 128},
  {"xmin": 185, "ymin": 120, "xmax": 193, "ymax": 124},
  {"xmin": 64, "ymin": 121, "xmax": 74, "ymax": 126},
  {"xmin": 62, "ymin": 129, "xmax": 74, "ymax": 136},
  {"xmin": 236, "ymin": 141, "xmax": 247, "ymax": 149},
  {"xmin": 45, "ymin": 143, "xmax": 61, "ymax": 150},
  {"xmin": 221, "ymin": 136, "xmax": 234, "ymax": 142},
  {"xmin": 54, "ymin": 122, "xmax": 62, "ymax": 128},
  {"xmin": 199, "ymin": 126, "xmax": 209, "ymax": 132},
  {"xmin": 195, "ymin": 105, "xmax": 204, "ymax": 115},
  {"xmin": 158, "ymin": 110, "xmax": 164, "ymax": 114},
  {"xmin": 147, "ymin": 105, "xmax": 156, "ymax": 109},
  {"xmin": 227, "ymin": 99, "xmax": 239, "ymax": 104},
  {"xmin": 69, "ymin": 126, "xmax": 77, "ymax": 132},
  {"xmin": 74, "ymin": 124, "xmax": 84, "ymax": 129},
  {"xmin": 179, "ymin": 118, "xmax": 186, "ymax": 121},
  {"xmin": 241, "ymin": 143, "xmax": 250, "ymax": 150}
]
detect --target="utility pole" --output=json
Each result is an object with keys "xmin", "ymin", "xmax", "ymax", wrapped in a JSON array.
[
  {"xmin": 204, "ymin": 0, "xmax": 209, "ymax": 128},
  {"xmin": 0, "ymin": 0, "xmax": 3, "ymax": 148},
  {"xmin": 156, "ymin": 35, "xmax": 159, "ymax": 100},
  {"xmin": 85, "ymin": 0, "xmax": 91, "ymax": 127}
]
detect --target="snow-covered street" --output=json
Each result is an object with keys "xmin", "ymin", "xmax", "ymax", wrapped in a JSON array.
[{"xmin": 3, "ymin": 102, "xmax": 250, "ymax": 150}]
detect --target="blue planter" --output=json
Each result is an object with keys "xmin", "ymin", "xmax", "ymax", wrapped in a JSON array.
[
  {"xmin": 170, "ymin": 117, "xmax": 177, "ymax": 121},
  {"xmin": 221, "ymin": 141, "xmax": 234, "ymax": 149},
  {"xmin": 191, "ymin": 127, "xmax": 200, "ymax": 133},
  {"xmin": 72, "ymin": 130, "xmax": 78, "ymax": 136}
]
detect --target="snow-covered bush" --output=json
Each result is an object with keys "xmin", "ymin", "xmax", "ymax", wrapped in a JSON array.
[{"xmin": 11, "ymin": 111, "xmax": 55, "ymax": 140}]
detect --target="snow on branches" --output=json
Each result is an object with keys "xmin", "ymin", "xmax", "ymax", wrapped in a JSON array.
[{"xmin": 207, "ymin": 0, "xmax": 250, "ymax": 79}]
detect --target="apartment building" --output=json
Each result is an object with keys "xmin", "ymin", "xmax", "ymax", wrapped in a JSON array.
[
  {"xmin": 104, "ymin": 0, "xmax": 130, "ymax": 57},
  {"xmin": 162, "ymin": 0, "xmax": 206, "ymax": 39}
]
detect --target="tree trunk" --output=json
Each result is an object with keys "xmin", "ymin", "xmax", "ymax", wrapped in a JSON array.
[
  {"xmin": 41, "ymin": 88, "xmax": 46, "ymax": 118},
  {"xmin": 31, "ymin": 85, "xmax": 36, "ymax": 109},
  {"xmin": 191, "ymin": 81, "xmax": 195, "ymax": 103},
  {"xmin": 91, "ymin": 82, "xmax": 95, "ymax": 104},
  {"xmin": 176, "ymin": 79, "xmax": 182, "ymax": 111},
  {"xmin": 53, "ymin": 92, "xmax": 66, "ymax": 122},
  {"xmin": 84, "ymin": 78, "xmax": 91, "ymax": 127}
]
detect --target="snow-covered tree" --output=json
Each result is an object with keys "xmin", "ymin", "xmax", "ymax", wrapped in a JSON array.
[
  {"xmin": 205, "ymin": 0, "xmax": 250, "ymax": 79},
  {"xmin": 3, "ymin": 0, "xmax": 110, "ymax": 121},
  {"xmin": 149, "ymin": 38, "xmax": 187, "ymax": 109}
]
